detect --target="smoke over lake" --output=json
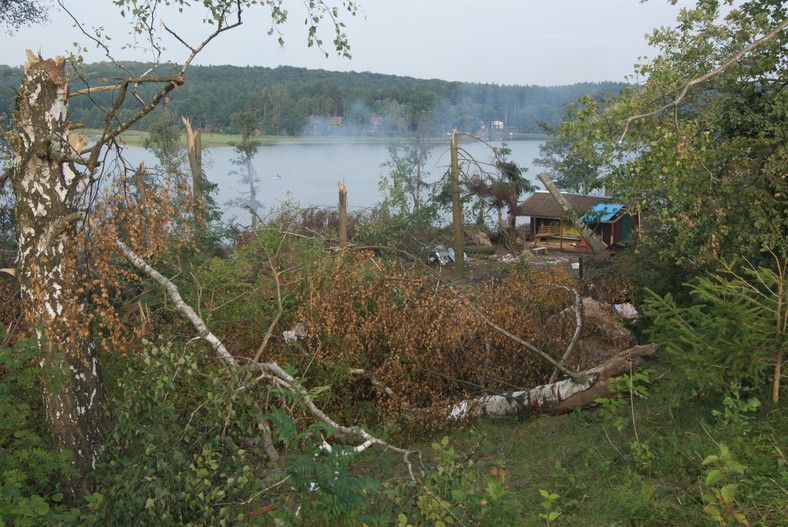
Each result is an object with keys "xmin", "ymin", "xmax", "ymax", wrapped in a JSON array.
[{"xmin": 119, "ymin": 139, "xmax": 546, "ymax": 227}]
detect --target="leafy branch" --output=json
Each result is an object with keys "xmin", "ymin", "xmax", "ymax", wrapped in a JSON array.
[{"xmin": 618, "ymin": 16, "xmax": 788, "ymax": 143}]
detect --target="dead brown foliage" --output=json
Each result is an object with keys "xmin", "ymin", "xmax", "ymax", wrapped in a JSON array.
[
  {"xmin": 293, "ymin": 251, "xmax": 581, "ymax": 431},
  {"xmin": 53, "ymin": 164, "xmax": 200, "ymax": 355}
]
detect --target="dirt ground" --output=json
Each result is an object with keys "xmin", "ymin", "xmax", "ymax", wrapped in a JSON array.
[{"xmin": 439, "ymin": 243, "xmax": 587, "ymax": 281}]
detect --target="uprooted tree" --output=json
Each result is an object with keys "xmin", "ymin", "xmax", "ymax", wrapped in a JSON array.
[{"xmin": 7, "ymin": 0, "xmax": 357, "ymax": 500}]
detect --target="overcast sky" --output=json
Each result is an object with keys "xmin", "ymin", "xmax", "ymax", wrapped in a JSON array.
[{"xmin": 0, "ymin": 0, "xmax": 687, "ymax": 86}]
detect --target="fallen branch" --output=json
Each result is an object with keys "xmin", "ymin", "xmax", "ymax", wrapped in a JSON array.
[
  {"xmin": 549, "ymin": 285, "xmax": 583, "ymax": 383},
  {"xmin": 117, "ymin": 239, "xmax": 422, "ymax": 479},
  {"xmin": 618, "ymin": 17, "xmax": 788, "ymax": 143},
  {"xmin": 469, "ymin": 302, "xmax": 578, "ymax": 380},
  {"xmin": 349, "ymin": 368, "xmax": 395, "ymax": 397},
  {"xmin": 448, "ymin": 344, "xmax": 658, "ymax": 419}
]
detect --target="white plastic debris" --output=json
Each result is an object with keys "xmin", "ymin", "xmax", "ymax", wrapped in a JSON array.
[
  {"xmin": 613, "ymin": 303, "xmax": 638, "ymax": 319},
  {"xmin": 283, "ymin": 322, "xmax": 306, "ymax": 343}
]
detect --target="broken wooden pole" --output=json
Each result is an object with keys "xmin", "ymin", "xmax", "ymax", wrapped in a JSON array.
[
  {"xmin": 338, "ymin": 180, "xmax": 348, "ymax": 248},
  {"xmin": 450, "ymin": 130, "xmax": 464, "ymax": 278}
]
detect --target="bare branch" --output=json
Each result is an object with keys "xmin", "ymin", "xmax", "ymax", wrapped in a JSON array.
[
  {"xmin": 467, "ymin": 302, "xmax": 578, "ymax": 379},
  {"xmin": 116, "ymin": 239, "xmax": 236, "ymax": 366},
  {"xmin": 253, "ymin": 235, "xmax": 286, "ymax": 363},
  {"xmin": 549, "ymin": 285, "xmax": 583, "ymax": 383}
]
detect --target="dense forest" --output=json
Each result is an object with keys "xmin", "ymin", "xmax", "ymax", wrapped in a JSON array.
[{"xmin": 0, "ymin": 62, "xmax": 623, "ymax": 136}]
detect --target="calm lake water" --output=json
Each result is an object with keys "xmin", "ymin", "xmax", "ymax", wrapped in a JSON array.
[{"xmin": 118, "ymin": 139, "xmax": 546, "ymax": 226}]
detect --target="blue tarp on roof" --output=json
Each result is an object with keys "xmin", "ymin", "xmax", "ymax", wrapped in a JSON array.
[{"xmin": 581, "ymin": 203, "xmax": 625, "ymax": 224}]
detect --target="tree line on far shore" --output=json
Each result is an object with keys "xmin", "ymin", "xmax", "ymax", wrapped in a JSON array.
[{"xmin": 0, "ymin": 62, "xmax": 623, "ymax": 136}]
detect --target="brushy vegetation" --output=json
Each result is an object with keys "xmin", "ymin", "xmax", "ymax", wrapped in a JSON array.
[
  {"xmin": 1, "ymin": 1, "xmax": 785, "ymax": 525},
  {"xmin": 1, "ymin": 221, "xmax": 785, "ymax": 525}
]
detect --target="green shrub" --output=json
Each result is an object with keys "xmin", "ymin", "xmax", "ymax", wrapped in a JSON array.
[
  {"xmin": 642, "ymin": 257, "xmax": 785, "ymax": 402},
  {"xmin": 91, "ymin": 341, "xmax": 282, "ymax": 525},
  {"xmin": 380, "ymin": 435, "xmax": 519, "ymax": 526},
  {"xmin": 701, "ymin": 444, "xmax": 749, "ymax": 526},
  {"xmin": 0, "ymin": 339, "xmax": 84, "ymax": 525}
]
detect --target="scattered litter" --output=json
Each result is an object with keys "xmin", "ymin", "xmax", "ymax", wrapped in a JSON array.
[
  {"xmin": 427, "ymin": 245, "xmax": 468, "ymax": 266},
  {"xmin": 283, "ymin": 322, "xmax": 306, "ymax": 343},
  {"xmin": 613, "ymin": 303, "xmax": 639, "ymax": 320},
  {"xmin": 497, "ymin": 253, "xmax": 524, "ymax": 264}
]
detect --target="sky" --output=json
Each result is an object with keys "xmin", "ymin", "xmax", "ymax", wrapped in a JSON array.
[{"xmin": 0, "ymin": 0, "xmax": 688, "ymax": 86}]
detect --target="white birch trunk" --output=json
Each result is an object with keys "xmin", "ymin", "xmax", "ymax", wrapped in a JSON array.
[
  {"xmin": 12, "ymin": 52, "xmax": 104, "ymax": 501},
  {"xmin": 449, "ymin": 344, "xmax": 658, "ymax": 419}
]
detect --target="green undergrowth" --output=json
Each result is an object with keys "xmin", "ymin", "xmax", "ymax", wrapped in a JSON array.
[{"xmin": 356, "ymin": 355, "xmax": 786, "ymax": 526}]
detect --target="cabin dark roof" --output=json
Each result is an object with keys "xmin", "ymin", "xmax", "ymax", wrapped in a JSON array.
[{"xmin": 514, "ymin": 192, "xmax": 612, "ymax": 219}]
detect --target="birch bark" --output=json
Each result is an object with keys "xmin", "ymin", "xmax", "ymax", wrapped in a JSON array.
[{"xmin": 12, "ymin": 52, "xmax": 104, "ymax": 501}]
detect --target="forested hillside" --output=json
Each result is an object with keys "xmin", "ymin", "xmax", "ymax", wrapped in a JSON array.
[{"xmin": 0, "ymin": 62, "xmax": 623, "ymax": 135}]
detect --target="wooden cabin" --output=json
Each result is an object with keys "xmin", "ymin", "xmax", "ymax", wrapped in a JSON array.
[{"xmin": 514, "ymin": 192, "xmax": 612, "ymax": 246}]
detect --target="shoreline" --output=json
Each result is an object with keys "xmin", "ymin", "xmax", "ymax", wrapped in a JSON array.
[{"xmin": 76, "ymin": 129, "xmax": 548, "ymax": 148}]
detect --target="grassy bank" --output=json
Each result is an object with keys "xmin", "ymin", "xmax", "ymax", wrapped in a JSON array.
[
  {"xmin": 78, "ymin": 129, "xmax": 547, "ymax": 148},
  {"xmin": 360, "ymin": 355, "xmax": 786, "ymax": 526}
]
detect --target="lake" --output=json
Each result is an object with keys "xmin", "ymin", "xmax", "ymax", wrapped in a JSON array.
[{"xmin": 116, "ymin": 139, "xmax": 546, "ymax": 226}]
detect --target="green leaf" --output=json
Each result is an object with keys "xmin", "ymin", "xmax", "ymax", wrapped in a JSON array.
[
  {"xmin": 702, "ymin": 454, "xmax": 719, "ymax": 466},
  {"xmin": 29, "ymin": 496, "xmax": 49, "ymax": 516},
  {"xmin": 705, "ymin": 469, "xmax": 722, "ymax": 486},
  {"xmin": 719, "ymin": 483, "xmax": 738, "ymax": 504},
  {"xmin": 703, "ymin": 504, "xmax": 722, "ymax": 521},
  {"xmin": 308, "ymin": 385, "xmax": 331, "ymax": 398}
]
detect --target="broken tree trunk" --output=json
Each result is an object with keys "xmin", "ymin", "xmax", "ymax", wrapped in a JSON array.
[
  {"xmin": 448, "ymin": 343, "xmax": 658, "ymax": 419},
  {"xmin": 450, "ymin": 130, "xmax": 464, "ymax": 279},
  {"xmin": 12, "ymin": 52, "xmax": 105, "ymax": 501},
  {"xmin": 338, "ymin": 180, "xmax": 347, "ymax": 248},
  {"xmin": 537, "ymin": 172, "xmax": 607, "ymax": 254},
  {"xmin": 182, "ymin": 116, "xmax": 204, "ymax": 220}
]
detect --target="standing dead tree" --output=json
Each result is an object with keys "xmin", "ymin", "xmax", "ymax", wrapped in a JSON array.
[{"xmin": 182, "ymin": 116, "xmax": 204, "ymax": 215}]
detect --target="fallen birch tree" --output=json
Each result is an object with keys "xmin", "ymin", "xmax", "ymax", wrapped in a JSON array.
[{"xmin": 448, "ymin": 343, "xmax": 658, "ymax": 419}]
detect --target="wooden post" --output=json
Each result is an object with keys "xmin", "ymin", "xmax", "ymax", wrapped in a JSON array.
[
  {"xmin": 537, "ymin": 172, "xmax": 607, "ymax": 254},
  {"xmin": 182, "ymin": 116, "xmax": 204, "ymax": 221},
  {"xmin": 560, "ymin": 218, "xmax": 564, "ymax": 249},
  {"xmin": 338, "ymin": 180, "xmax": 347, "ymax": 248},
  {"xmin": 450, "ymin": 130, "xmax": 464, "ymax": 279}
]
